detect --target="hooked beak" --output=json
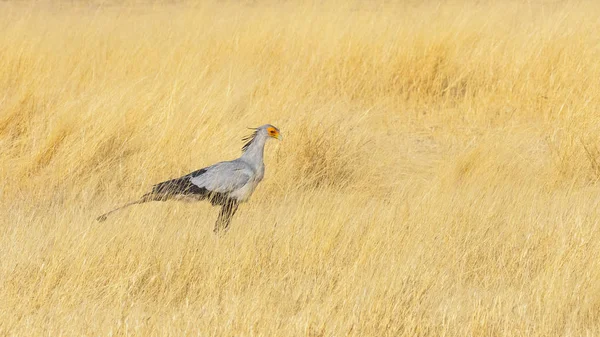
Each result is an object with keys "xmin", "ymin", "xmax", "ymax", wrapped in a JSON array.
[{"xmin": 277, "ymin": 132, "xmax": 283, "ymax": 141}]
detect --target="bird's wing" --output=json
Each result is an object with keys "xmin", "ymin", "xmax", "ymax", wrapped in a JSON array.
[
  {"xmin": 190, "ymin": 161, "xmax": 252, "ymax": 194},
  {"xmin": 148, "ymin": 167, "xmax": 207, "ymax": 197}
]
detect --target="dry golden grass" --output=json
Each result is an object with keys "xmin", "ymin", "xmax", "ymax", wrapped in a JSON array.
[{"xmin": 2, "ymin": 0, "xmax": 600, "ymax": 335}]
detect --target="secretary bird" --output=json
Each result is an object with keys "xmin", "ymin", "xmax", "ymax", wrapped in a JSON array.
[{"xmin": 97, "ymin": 124, "xmax": 282, "ymax": 233}]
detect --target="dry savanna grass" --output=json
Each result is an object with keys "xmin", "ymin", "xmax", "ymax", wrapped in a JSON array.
[{"xmin": 1, "ymin": 0, "xmax": 600, "ymax": 335}]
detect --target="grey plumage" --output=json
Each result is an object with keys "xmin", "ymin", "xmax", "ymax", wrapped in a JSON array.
[{"xmin": 97, "ymin": 124, "xmax": 282, "ymax": 233}]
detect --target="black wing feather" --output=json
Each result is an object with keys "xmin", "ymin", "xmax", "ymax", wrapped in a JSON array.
[
  {"xmin": 146, "ymin": 168, "xmax": 208, "ymax": 200},
  {"xmin": 143, "ymin": 168, "xmax": 231, "ymax": 205}
]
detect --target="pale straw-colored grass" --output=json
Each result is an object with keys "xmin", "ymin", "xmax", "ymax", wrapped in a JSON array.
[{"xmin": 1, "ymin": 1, "xmax": 600, "ymax": 335}]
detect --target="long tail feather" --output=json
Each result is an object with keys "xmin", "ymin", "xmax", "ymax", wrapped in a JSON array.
[{"xmin": 96, "ymin": 199, "xmax": 147, "ymax": 222}]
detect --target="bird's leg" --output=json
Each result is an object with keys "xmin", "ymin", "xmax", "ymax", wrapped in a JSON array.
[{"xmin": 214, "ymin": 201, "xmax": 239, "ymax": 234}]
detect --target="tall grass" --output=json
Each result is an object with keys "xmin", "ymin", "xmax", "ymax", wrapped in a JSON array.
[{"xmin": 1, "ymin": 1, "xmax": 600, "ymax": 335}]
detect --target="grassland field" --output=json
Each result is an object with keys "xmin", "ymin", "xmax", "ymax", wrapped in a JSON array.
[{"xmin": 1, "ymin": 0, "xmax": 600, "ymax": 335}]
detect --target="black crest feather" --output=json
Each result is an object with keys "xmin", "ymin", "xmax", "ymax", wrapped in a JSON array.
[{"xmin": 242, "ymin": 128, "xmax": 258, "ymax": 152}]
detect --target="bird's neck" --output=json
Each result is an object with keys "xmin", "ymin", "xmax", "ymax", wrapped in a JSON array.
[{"xmin": 240, "ymin": 133, "xmax": 266, "ymax": 167}]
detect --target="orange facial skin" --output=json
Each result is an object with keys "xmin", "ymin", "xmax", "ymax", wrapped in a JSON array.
[{"xmin": 267, "ymin": 127, "xmax": 281, "ymax": 139}]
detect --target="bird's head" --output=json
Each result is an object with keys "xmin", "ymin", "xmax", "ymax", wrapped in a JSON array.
[
  {"xmin": 242, "ymin": 124, "xmax": 282, "ymax": 152},
  {"xmin": 258, "ymin": 124, "xmax": 282, "ymax": 140}
]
